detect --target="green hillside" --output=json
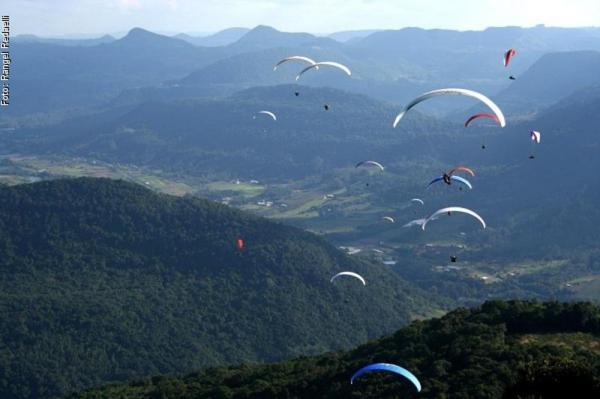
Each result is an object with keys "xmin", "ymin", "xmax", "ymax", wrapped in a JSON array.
[
  {"xmin": 0, "ymin": 178, "xmax": 442, "ymax": 399},
  {"xmin": 70, "ymin": 300, "xmax": 600, "ymax": 398}
]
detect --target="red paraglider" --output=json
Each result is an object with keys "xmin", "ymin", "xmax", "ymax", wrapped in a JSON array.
[
  {"xmin": 236, "ymin": 238, "xmax": 244, "ymax": 250},
  {"xmin": 504, "ymin": 48, "xmax": 517, "ymax": 67}
]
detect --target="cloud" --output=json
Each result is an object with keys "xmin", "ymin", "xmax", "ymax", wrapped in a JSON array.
[
  {"xmin": 117, "ymin": 0, "xmax": 142, "ymax": 10},
  {"xmin": 3, "ymin": 0, "xmax": 600, "ymax": 37}
]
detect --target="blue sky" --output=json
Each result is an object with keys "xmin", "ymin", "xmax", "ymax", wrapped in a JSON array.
[{"xmin": 5, "ymin": 0, "xmax": 600, "ymax": 37}]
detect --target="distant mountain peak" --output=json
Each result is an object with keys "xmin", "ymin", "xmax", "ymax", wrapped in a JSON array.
[
  {"xmin": 116, "ymin": 27, "xmax": 191, "ymax": 48},
  {"xmin": 122, "ymin": 27, "xmax": 158, "ymax": 40},
  {"xmin": 230, "ymin": 25, "xmax": 316, "ymax": 50},
  {"xmin": 250, "ymin": 25, "xmax": 279, "ymax": 33}
]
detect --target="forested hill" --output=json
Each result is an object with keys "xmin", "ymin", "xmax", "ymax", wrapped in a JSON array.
[
  {"xmin": 71, "ymin": 300, "xmax": 600, "ymax": 399},
  {"xmin": 0, "ymin": 178, "xmax": 442, "ymax": 399}
]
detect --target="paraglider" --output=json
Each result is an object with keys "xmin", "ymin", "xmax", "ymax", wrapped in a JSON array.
[
  {"xmin": 330, "ymin": 271, "xmax": 366, "ymax": 286},
  {"xmin": 509, "ymin": 75, "xmax": 517, "ymax": 80},
  {"xmin": 296, "ymin": 61, "xmax": 352, "ymax": 81},
  {"xmin": 448, "ymin": 166, "xmax": 475, "ymax": 177},
  {"xmin": 273, "ymin": 56, "xmax": 318, "ymax": 71},
  {"xmin": 529, "ymin": 130, "xmax": 541, "ymax": 159},
  {"xmin": 393, "ymin": 88, "xmax": 506, "ymax": 128},
  {"xmin": 355, "ymin": 160, "xmax": 385, "ymax": 171},
  {"xmin": 324, "ymin": 104, "xmax": 330, "ymax": 111},
  {"xmin": 422, "ymin": 207, "xmax": 486, "ymax": 230},
  {"xmin": 427, "ymin": 175, "xmax": 473, "ymax": 190},
  {"xmin": 382, "ymin": 216, "xmax": 395, "ymax": 223},
  {"xmin": 294, "ymin": 92, "xmax": 300, "ymax": 97},
  {"xmin": 504, "ymin": 48, "xmax": 517, "ymax": 67},
  {"xmin": 351, "ymin": 363, "xmax": 421, "ymax": 392},
  {"xmin": 450, "ymin": 255, "xmax": 457, "ymax": 263},
  {"xmin": 530, "ymin": 130, "xmax": 541, "ymax": 144},
  {"xmin": 464, "ymin": 113, "xmax": 501, "ymax": 127},
  {"xmin": 236, "ymin": 238, "xmax": 244, "ymax": 250},
  {"xmin": 410, "ymin": 198, "xmax": 424, "ymax": 206},
  {"xmin": 256, "ymin": 110, "xmax": 277, "ymax": 121},
  {"xmin": 403, "ymin": 218, "xmax": 427, "ymax": 228}
]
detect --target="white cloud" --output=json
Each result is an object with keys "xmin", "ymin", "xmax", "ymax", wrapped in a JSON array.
[{"xmin": 3, "ymin": 0, "xmax": 600, "ymax": 36}]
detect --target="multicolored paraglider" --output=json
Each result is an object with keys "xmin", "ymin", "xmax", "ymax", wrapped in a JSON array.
[
  {"xmin": 464, "ymin": 113, "xmax": 501, "ymax": 127},
  {"xmin": 427, "ymin": 175, "xmax": 473, "ymax": 190},
  {"xmin": 330, "ymin": 271, "xmax": 366, "ymax": 286},
  {"xmin": 351, "ymin": 363, "xmax": 421, "ymax": 392},
  {"xmin": 448, "ymin": 166, "xmax": 475, "ymax": 177},
  {"xmin": 393, "ymin": 88, "xmax": 506, "ymax": 128}
]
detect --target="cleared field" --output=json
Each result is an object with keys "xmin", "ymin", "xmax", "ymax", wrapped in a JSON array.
[{"xmin": 205, "ymin": 181, "xmax": 264, "ymax": 196}]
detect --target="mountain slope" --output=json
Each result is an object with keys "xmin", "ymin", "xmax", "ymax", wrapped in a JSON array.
[
  {"xmin": 0, "ymin": 178, "xmax": 443, "ymax": 399},
  {"xmin": 8, "ymin": 85, "xmax": 452, "ymax": 179},
  {"xmin": 71, "ymin": 300, "xmax": 600, "ymax": 398},
  {"xmin": 8, "ymin": 28, "xmax": 222, "ymax": 115},
  {"xmin": 13, "ymin": 34, "xmax": 115, "ymax": 46},
  {"xmin": 227, "ymin": 25, "xmax": 320, "ymax": 52},
  {"xmin": 175, "ymin": 28, "xmax": 251, "ymax": 47}
]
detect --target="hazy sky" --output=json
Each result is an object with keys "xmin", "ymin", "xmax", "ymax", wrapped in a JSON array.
[{"xmin": 5, "ymin": 0, "xmax": 600, "ymax": 37}]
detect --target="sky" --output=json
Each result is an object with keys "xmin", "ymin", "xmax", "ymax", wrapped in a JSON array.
[{"xmin": 4, "ymin": 0, "xmax": 600, "ymax": 37}]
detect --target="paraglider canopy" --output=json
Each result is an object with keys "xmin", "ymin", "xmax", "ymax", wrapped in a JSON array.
[
  {"xmin": 410, "ymin": 198, "xmax": 424, "ymax": 206},
  {"xmin": 351, "ymin": 363, "xmax": 421, "ymax": 392},
  {"xmin": 422, "ymin": 207, "xmax": 486, "ymax": 230},
  {"xmin": 296, "ymin": 61, "xmax": 352, "ymax": 81},
  {"xmin": 324, "ymin": 104, "xmax": 330, "ymax": 111},
  {"xmin": 504, "ymin": 48, "xmax": 517, "ymax": 67},
  {"xmin": 448, "ymin": 166, "xmax": 475, "ymax": 177},
  {"xmin": 355, "ymin": 160, "xmax": 385, "ymax": 171},
  {"xmin": 382, "ymin": 216, "xmax": 395, "ymax": 223},
  {"xmin": 236, "ymin": 238, "xmax": 244, "ymax": 250},
  {"xmin": 330, "ymin": 271, "xmax": 366, "ymax": 286},
  {"xmin": 273, "ymin": 56, "xmax": 318, "ymax": 71},
  {"xmin": 403, "ymin": 218, "xmax": 427, "ymax": 228},
  {"xmin": 464, "ymin": 113, "xmax": 501, "ymax": 128},
  {"xmin": 427, "ymin": 175, "xmax": 473, "ymax": 190},
  {"xmin": 256, "ymin": 110, "xmax": 277, "ymax": 121},
  {"xmin": 530, "ymin": 130, "xmax": 541, "ymax": 144},
  {"xmin": 393, "ymin": 88, "xmax": 506, "ymax": 128}
]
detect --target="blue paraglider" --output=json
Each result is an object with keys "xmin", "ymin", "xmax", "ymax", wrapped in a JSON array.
[{"xmin": 350, "ymin": 363, "xmax": 421, "ymax": 392}]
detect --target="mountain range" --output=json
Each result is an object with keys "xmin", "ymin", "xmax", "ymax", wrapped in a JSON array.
[{"xmin": 0, "ymin": 178, "xmax": 442, "ymax": 398}]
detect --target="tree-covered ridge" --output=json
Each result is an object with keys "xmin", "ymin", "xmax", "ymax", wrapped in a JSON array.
[
  {"xmin": 0, "ymin": 178, "xmax": 441, "ymax": 399},
  {"xmin": 71, "ymin": 300, "xmax": 600, "ymax": 399}
]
